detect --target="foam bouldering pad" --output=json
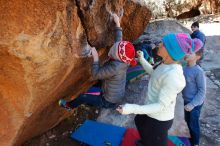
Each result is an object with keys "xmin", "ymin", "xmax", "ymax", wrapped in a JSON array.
[
  {"xmin": 126, "ymin": 65, "xmax": 146, "ymax": 82},
  {"xmin": 120, "ymin": 128, "xmax": 191, "ymax": 146},
  {"xmin": 120, "ymin": 128, "xmax": 140, "ymax": 146},
  {"xmin": 71, "ymin": 120, "xmax": 126, "ymax": 146},
  {"xmin": 168, "ymin": 135, "xmax": 191, "ymax": 146}
]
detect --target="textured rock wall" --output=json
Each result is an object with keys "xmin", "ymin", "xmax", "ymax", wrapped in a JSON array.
[{"xmin": 0, "ymin": 0, "xmax": 151, "ymax": 145}]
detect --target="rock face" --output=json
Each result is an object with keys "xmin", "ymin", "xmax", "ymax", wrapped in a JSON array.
[
  {"xmin": 143, "ymin": 0, "xmax": 220, "ymax": 19},
  {"xmin": 0, "ymin": 0, "xmax": 151, "ymax": 145}
]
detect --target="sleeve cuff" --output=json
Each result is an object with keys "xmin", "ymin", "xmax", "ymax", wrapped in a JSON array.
[
  {"xmin": 93, "ymin": 61, "xmax": 99, "ymax": 65},
  {"xmin": 115, "ymin": 27, "xmax": 122, "ymax": 31},
  {"xmin": 187, "ymin": 102, "xmax": 195, "ymax": 109},
  {"xmin": 122, "ymin": 104, "xmax": 139, "ymax": 115},
  {"xmin": 138, "ymin": 56, "xmax": 145, "ymax": 63}
]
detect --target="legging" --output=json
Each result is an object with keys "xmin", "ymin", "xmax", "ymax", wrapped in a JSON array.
[{"xmin": 135, "ymin": 115, "xmax": 173, "ymax": 146}]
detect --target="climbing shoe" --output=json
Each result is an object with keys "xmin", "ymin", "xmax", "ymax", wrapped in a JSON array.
[{"xmin": 58, "ymin": 99, "xmax": 72, "ymax": 111}]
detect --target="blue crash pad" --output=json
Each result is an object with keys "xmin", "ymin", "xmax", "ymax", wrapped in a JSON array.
[{"xmin": 71, "ymin": 120, "xmax": 126, "ymax": 146}]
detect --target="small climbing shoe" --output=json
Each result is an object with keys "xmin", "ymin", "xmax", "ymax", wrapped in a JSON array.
[{"xmin": 58, "ymin": 99, "xmax": 72, "ymax": 111}]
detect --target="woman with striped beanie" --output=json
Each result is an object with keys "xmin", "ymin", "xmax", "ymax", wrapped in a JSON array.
[{"xmin": 117, "ymin": 33, "xmax": 203, "ymax": 146}]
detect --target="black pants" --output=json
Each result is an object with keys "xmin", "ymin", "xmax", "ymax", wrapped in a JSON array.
[
  {"xmin": 68, "ymin": 80, "xmax": 116, "ymax": 109},
  {"xmin": 68, "ymin": 93, "xmax": 116, "ymax": 109},
  {"xmin": 135, "ymin": 115, "xmax": 173, "ymax": 146}
]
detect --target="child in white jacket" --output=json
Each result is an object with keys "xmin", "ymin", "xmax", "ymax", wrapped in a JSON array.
[{"xmin": 117, "ymin": 33, "xmax": 203, "ymax": 146}]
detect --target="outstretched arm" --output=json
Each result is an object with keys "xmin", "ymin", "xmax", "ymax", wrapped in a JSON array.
[
  {"xmin": 112, "ymin": 13, "xmax": 122, "ymax": 42},
  {"xmin": 137, "ymin": 51, "xmax": 154, "ymax": 75},
  {"xmin": 117, "ymin": 73, "xmax": 185, "ymax": 115}
]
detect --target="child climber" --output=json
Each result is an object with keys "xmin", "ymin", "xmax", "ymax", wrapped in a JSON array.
[
  {"xmin": 182, "ymin": 49, "xmax": 206, "ymax": 146},
  {"xmin": 59, "ymin": 14, "xmax": 137, "ymax": 110},
  {"xmin": 117, "ymin": 33, "xmax": 203, "ymax": 146}
]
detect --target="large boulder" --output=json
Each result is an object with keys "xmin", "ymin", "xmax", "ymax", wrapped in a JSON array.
[
  {"xmin": 0, "ymin": 0, "xmax": 151, "ymax": 145},
  {"xmin": 143, "ymin": 0, "xmax": 220, "ymax": 19}
]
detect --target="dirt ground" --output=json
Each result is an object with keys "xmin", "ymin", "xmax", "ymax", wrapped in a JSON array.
[
  {"xmin": 198, "ymin": 69, "xmax": 220, "ymax": 146},
  {"xmin": 23, "ymin": 105, "xmax": 99, "ymax": 146}
]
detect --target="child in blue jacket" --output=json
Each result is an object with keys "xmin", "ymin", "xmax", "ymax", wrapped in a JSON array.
[
  {"xmin": 191, "ymin": 21, "xmax": 206, "ymax": 65},
  {"xmin": 182, "ymin": 48, "xmax": 206, "ymax": 146}
]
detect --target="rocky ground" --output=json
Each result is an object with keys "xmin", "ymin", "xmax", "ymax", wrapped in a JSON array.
[
  {"xmin": 23, "ymin": 17, "xmax": 220, "ymax": 146},
  {"xmin": 23, "ymin": 106, "xmax": 99, "ymax": 146},
  {"xmin": 197, "ymin": 33, "xmax": 220, "ymax": 146}
]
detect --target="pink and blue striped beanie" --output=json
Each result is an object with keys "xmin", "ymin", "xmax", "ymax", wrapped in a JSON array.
[{"xmin": 162, "ymin": 33, "xmax": 203, "ymax": 61}]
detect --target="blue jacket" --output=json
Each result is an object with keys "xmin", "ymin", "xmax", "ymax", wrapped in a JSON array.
[
  {"xmin": 191, "ymin": 30, "xmax": 206, "ymax": 50},
  {"xmin": 182, "ymin": 65, "xmax": 206, "ymax": 107}
]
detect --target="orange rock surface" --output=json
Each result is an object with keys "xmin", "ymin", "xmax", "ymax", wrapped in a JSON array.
[{"xmin": 0, "ymin": 0, "xmax": 151, "ymax": 145}]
